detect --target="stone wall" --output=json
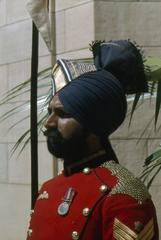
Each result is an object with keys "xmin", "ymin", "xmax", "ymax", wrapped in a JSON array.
[
  {"xmin": 0, "ymin": 0, "xmax": 52, "ymax": 239},
  {"xmin": 0, "ymin": 0, "xmax": 160, "ymax": 239}
]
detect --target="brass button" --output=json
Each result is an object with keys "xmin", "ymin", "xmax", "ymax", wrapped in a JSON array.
[
  {"xmin": 82, "ymin": 168, "xmax": 90, "ymax": 174},
  {"xmin": 72, "ymin": 231, "xmax": 79, "ymax": 240},
  {"xmin": 82, "ymin": 207, "xmax": 90, "ymax": 216},
  {"xmin": 99, "ymin": 184, "xmax": 108, "ymax": 193},
  {"xmin": 27, "ymin": 228, "xmax": 33, "ymax": 237}
]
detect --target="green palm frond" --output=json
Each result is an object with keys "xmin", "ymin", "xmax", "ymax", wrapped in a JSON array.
[
  {"xmin": 140, "ymin": 149, "xmax": 161, "ymax": 189},
  {"xmin": 0, "ymin": 67, "xmax": 52, "ymax": 156},
  {"xmin": 10, "ymin": 129, "xmax": 31, "ymax": 157},
  {"xmin": 0, "ymin": 68, "xmax": 51, "ymax": 105},
  {"xmin": 145, "ymin": 57, "xmax": 161, "ymax": 126},
  {"xmin": 155, "ymin": 80, "xmax": 161, "ymax": 127},
  {"xmin": 136, "ymin": 116, "xmax": 154, "ymax": 144},
  {"xmin": 128, "ymin": 92, "xmax": 142, "ymax": 127},
  {"xmin": 135, "ymin": 57, "xmax": 161, "ymax": 188},
  {"xmin": 128, "ymin": 57, "xmax": 161, "ymax": 127}
]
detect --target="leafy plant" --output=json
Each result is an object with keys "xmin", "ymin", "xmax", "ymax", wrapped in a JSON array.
[
  {"xmin": 140, "ymin": 148, "xmax": 161, "ymax": 189},
  {"xmin": 128, "ymin": 57, "xmax": 161, "ymax": 188},
  {"xmin": 0, "ymin": 67, "xmax": 52, "ymax": 156}
]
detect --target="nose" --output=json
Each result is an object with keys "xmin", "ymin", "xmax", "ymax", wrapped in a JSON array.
[{"xmin": 44, "ymin": 113, "xmax": 58, "ymax": 129}]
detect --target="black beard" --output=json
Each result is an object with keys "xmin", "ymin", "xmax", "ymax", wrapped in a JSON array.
[{"xmin": 44, "ymin": 128, "xmax": 89, "ymax": 161}]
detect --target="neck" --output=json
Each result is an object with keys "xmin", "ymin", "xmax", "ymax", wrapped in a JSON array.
[
  {"xmin": 62, "ymin": 133, "xmax": 118, "ymax": 176},
  {"xmin": 63, "ymin": 148, "xmax": 109, "ymax": 176},
  {"xmin": 63, "ymin": 133, "xmax": 103, "ymax": 166}
]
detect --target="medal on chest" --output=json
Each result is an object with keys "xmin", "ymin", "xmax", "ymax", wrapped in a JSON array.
[{"xmin": 58, "ymin": 187, "xmax": 77, "ymax": 216}]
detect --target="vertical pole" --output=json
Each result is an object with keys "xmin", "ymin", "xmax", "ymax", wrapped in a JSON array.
[
  {"xmin": 30, "ymin": 22, "xmax": 39, "ymax": 209},
  {"xmin": 50, "ymin": 0, "xmax": 56, "ymax": 66},
  {"xmin": 49, "ymin": 0, "xmax": 58, "ymax": 176}
]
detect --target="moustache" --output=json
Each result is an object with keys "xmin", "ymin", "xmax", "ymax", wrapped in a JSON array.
[
  {"xmin": 43, "ymin": 128, "xmax": 66, "ymax": 157},
  {"xmin": 43, "ymin": 128, "xmax": 62, "ymax": 138}
]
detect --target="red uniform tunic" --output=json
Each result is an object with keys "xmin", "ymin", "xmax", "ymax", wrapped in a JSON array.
[{"xmin": 26, "ymin": 161, "xmax": 159, "ymax": 239}]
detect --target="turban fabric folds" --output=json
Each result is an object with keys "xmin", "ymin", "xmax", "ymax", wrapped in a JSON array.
[
  {"xmin": 58, "ymin": 69, "xmax": 127, "ymax": 136},
  {"xmin": 56, "ymin": 39, "xmax": 148, "ymax": 136}
]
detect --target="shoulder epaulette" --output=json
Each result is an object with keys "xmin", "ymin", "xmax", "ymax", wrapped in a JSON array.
[{"xmin": 101, "ymin": 161, "xmax": 150, "ymax": 204}]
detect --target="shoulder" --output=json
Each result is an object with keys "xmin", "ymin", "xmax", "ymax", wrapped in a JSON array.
[
  {"xmin": 99, "ymin": 162, "xmax": 158, "ymax": 239},
  {"xmin": 99, "ymin": 160, "xmax": 150, "ymax": 203},
  {"xmin": 101, "ymin": 193, "xmax": 158, "ymax": 240},
  {"xmin": 39, "ymin": 174, "xmax": 64, "ymax": 192}
]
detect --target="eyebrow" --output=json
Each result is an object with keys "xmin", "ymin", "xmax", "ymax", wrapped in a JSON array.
[{"xmin": 48, "ymin": 105, "xmax": 69, "ymax": 114}]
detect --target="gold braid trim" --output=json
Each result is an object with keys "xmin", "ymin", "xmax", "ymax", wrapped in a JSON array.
[
  {"xmin": 101, "ymin": 161, "xmax": 150, "ymax": 203},
  {"xmin": 138, "ymin": 218, "xmax": 154, "ymax": 240},
  {"xmin": 114, "ymin": 218, "xmax": 138, "ymax": 239},
  {"xmin": 113, "ymin": 218, "xmax": 154, "ymax": 240}
]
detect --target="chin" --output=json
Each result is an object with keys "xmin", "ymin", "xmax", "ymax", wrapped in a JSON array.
[
  {"xmin": 48, "ymin": 148, "xmax": 64, "ymax": 158},
  {"xmin": 47, "ymin": 139, "xmax": 64, "ymax": 158}
]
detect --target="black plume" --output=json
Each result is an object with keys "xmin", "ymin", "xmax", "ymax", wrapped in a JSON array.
[{"xmin": 90, "ymin": 39, "xmax": 148, "ymax": 94}]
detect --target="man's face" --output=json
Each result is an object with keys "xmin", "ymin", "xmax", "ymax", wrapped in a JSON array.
[{"xmin": 44, "ymin": 94, "xmax": 88, "ymax": 159}]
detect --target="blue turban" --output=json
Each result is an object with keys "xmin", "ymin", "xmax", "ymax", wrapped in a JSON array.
[
  {"xmin": 58, "ymin": 69, "xmax": 127, "ymax": 136},
  {"xmin": 58, "ymin": 40, "xmax": 148, "ymax": 136}
]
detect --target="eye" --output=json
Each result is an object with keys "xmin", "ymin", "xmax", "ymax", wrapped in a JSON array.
[{"xmin": 57, "ymin": 109, "xmax": 71, "ymax": 119}]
